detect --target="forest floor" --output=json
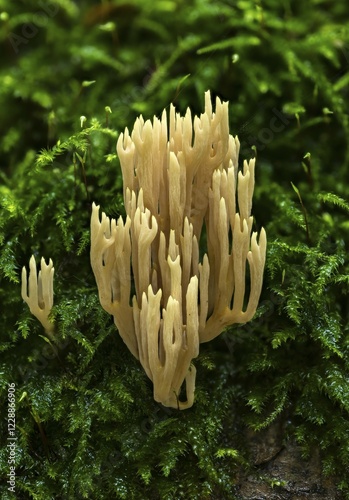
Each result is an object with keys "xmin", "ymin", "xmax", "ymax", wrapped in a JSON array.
[{"xmin": 234, "ymin": 421, "xmax": 344, "ymax": 500}]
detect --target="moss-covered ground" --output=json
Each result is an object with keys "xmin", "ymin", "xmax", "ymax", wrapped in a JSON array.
[{"xmin": 1, "ymin": 1, "xmax": 349, "ymax": 498}]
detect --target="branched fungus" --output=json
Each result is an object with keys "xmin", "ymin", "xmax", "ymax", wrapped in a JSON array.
[
  {"xmin": 21, "ymin": 255, "xmax": 55, "ymax": 339},
  {"xmin": 91, "ymin": 91, "xmax": 267, "ymax": 409}
]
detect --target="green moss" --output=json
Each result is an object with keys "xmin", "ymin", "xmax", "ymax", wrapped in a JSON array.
[{"xmin": 1, "ymin": 0, "xmax": 349, "ymax": 498}]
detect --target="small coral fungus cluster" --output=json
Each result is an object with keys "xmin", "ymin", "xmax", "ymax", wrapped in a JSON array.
[{"xmin": 22, "ymin": 91, "xmax": 266, "ymax": 409}]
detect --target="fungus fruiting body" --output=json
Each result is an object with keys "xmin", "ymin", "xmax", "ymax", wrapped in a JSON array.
[
  {"xmin": 91, "ymin": 91, "xmax": 266, "ymax": 409},
  {"xmin": 21, "ymin": 255, "xmax": 55, "ymax": 338}
]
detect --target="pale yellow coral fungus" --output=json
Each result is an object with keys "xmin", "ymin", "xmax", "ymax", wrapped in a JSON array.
[
  {"xmin": 21, "ymin": 255, "xmax": 55, "ymax": 338},
  {"xmin": 90, "ymin": 91, "xmax": 266, "ymax": 409}
]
